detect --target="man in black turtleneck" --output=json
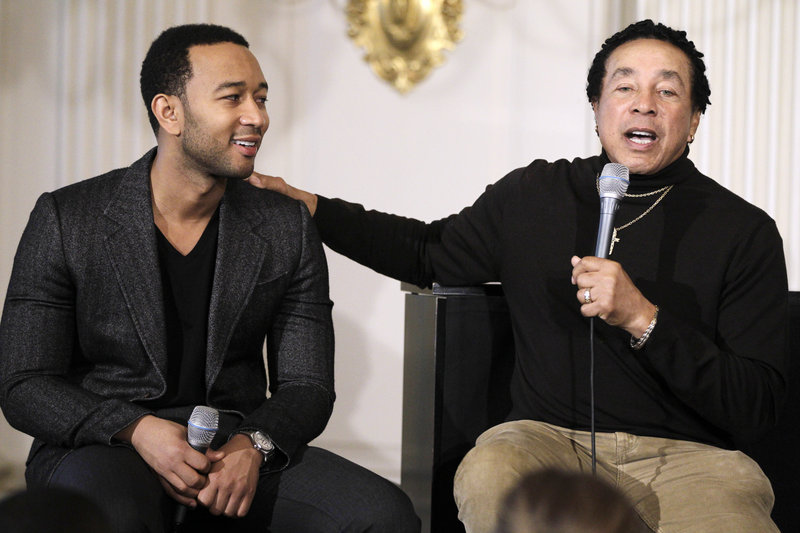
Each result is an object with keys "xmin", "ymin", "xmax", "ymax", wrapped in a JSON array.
[{"xmin": 250, "ymin": 20, "xmax": 787, "ymax": 533}]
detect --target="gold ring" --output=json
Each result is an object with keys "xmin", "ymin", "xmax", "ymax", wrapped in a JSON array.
[{"xmin": 583, "ymin": 288, "xmax": 592, "ymax": 304}]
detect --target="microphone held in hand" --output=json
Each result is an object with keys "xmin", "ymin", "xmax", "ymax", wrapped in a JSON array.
[
  {"xmin": 588, "ymin": 163, "xmax": 629, "ymax": 475},
  {"xmin": 174, "ymin": 406, "xmax": 219, "ymax": 532},
  {"xmin": 187, "ymin": 405, "xmax": 219, "ymax": 452},
  {"xmin": 594, "ymin": 163, "xmax": 630, "ymax": 258}
]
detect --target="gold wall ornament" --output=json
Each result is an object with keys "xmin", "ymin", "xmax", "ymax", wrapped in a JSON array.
[{"xmin": 346, "ymin": 0, "xmax": 464, "ymax": 93}]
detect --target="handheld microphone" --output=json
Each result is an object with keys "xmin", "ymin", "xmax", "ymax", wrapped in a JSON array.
[
  {"xmin": 594, "ymin": 163, "xmax": 630, "ymax": 258},
  {"xmin": 186, "ymin": 405, "xmax": 219, "ymax": 452},
  {"xmin": 173, "ymin": 406, "xmax": 219, "ymax": 531},
  {"xmin": 588, "ymin": 163, "xmax": 629, "ymax": 477}
]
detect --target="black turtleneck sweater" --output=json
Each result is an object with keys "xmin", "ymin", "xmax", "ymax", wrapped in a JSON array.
[{"xmin": 314, "ymin": 150, "xmax": 789, "ymax": 449}]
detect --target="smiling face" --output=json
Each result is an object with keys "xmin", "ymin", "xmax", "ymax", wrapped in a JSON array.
[
  {"xmin": 177, "ymin": 42, "xmax": 269, "ymax": 180},
  {"xmin": 592, "ymin": 38, "xmax": 701, "ymax": 175}
]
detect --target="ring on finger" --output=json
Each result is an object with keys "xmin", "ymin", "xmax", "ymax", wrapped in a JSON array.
[{"xmin": 583, "ymin": 288, "xmax": 592, "ymax": 304}]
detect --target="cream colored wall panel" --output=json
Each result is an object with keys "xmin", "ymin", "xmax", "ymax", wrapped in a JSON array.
[{"xmin": 791, "ymin": 0, "xmax": 800, "ymax": 289}]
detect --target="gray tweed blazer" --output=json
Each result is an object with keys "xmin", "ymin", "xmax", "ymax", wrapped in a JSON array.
[{"xmin": 0, "ymin": 148, "xmax": 334, "ymax": 475}]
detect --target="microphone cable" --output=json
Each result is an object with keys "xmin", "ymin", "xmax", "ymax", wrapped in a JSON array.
[{"xmin": 589, "ymin": 317, "xmax": 597, "ymax": 475}]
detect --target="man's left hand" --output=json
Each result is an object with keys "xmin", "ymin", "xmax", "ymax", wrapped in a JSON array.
[
  {"xmin": 196, "ymin": 434, "xmax": 262, "ymax": 517},
  {"xmin": 571, "ymin": 255, "xmax": 657, "ymax": 339}
]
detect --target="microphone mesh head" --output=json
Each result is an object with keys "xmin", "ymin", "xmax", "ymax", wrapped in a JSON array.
[
  {"xmin": 187, "ymin": 405, "xmax": 219, "ymax": 450},
  {"xmin": 598, "ymin": 163, "xmax": 630, "ymax": 200}
]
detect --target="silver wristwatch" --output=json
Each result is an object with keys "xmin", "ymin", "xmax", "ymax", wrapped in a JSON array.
[{"xmin": 240, "ymin": 430, "xmax": 275, "ymax": 465}]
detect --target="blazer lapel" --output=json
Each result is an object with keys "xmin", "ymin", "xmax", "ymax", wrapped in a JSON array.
[
  {"xmin": 206, "ymin": 183, "xmax": 268, "ymax": 388},
  {"xmin": 100, "ymin": 149, "xmax": 169, "ymax": 381}
]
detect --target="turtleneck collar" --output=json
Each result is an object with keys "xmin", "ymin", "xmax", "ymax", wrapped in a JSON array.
[{"xmin": 598, "ymin": 146, "xmax": 697, "ymax": 194}]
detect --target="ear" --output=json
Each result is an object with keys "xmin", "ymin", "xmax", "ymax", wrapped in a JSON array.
[
  {"xmin": 591, "ymin": 99, "xmax": 600, "ymax": 134},
  {"xmin": 151, "ymin": 94, "xmax": 183, "ymax": 136},
  {"xmin": 688, "ymin": 109, "xmax": 701, "ymax": 141}
]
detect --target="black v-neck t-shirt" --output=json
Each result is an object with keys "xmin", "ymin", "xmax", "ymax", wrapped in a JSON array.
[{"xmin": 150, "ymin": 209, "xmax": 219, "ymax": 408}]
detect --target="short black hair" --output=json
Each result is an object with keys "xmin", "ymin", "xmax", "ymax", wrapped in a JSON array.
[
  {"xmin": 586, "ymin": 19, "xmax": 711, "ymax": 114},
  {"xmin": 140, "ymin": 23, "xmax": 249, "ymax": 134}
]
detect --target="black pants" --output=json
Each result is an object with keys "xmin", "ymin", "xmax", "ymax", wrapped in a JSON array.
[{"xmin": 27, "ymin": 443, "xmax": 420, "ymax": 533}]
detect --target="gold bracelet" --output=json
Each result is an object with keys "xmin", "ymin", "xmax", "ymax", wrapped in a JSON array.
[{"xmin": 630, "ymin": 306, "xmax": 659, "ymax": 350}]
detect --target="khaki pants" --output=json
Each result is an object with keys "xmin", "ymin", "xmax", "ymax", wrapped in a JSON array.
[{"xmin": 454, "ymin": 420, "xmax": 777, "ymax": 533}]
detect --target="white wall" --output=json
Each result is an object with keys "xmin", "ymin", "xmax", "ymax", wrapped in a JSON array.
[{"xmin": 1, "ymin": 0, "xmax": 798, "ymax": 493}]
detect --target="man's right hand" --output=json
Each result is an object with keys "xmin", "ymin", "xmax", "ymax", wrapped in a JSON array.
[
  {"xmin": 114, "ymin": 415, "xmax": 217, "ymax": 507},
  {"xmin": 246, "ymin": 172, "xmax": 318, "ymax": 216}
]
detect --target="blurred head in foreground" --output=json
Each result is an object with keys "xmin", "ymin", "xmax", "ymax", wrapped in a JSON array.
[{"xmin": 495, "ymin": 469, "xmax": 647, "ymax": 533}]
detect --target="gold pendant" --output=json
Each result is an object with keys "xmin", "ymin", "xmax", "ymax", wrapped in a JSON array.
[{"xmin": 609, "ymin": 227, "xmax": 620, "ymax": 256}]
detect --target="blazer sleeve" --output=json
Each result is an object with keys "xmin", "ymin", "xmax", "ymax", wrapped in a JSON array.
[
  {"xmin": 237, "ymin": 201, "xmax": 335, "ymax": 469},
  {"xmin": 0, "ymin": 194, "xmax": 151, "ymax": 447}
]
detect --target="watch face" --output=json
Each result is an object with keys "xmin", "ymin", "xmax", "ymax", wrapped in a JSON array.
[{"xmin": 253, "ymin": 431, "xmax": 274, "ymax": 452}]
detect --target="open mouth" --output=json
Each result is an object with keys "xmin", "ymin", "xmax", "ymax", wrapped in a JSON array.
[
  {"xmin": 626, "ymin": 130, "xmax": 657, "ymax": 145},
  {"xmin": 232, "ymin": 140, "xmax": 257, "ymax": 148},
  {"xmin": 232, "ymin": 138, "xmax": 259, "ymax": 157}
]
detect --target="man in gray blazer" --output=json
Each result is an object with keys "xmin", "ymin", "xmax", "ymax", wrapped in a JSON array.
[{"xmin": 0, "ymin": 23, "xmax": 418, "ymax": 533}]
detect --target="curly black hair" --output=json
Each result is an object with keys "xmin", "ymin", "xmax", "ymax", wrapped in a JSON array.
[
  {"xmin": 586, "ymin": 19, "xmax": 711, "ymax": 114},
  {"xmin": 140, "ymin": 24, "xmax": 249, "ymax": 134}
]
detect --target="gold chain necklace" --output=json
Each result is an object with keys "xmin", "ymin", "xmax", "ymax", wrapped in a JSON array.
[
  {"xmin": 608, "ymin": 184, "xmax": 673, "ymax": 255},
  {"xmin": 623, "ymin": 185, "xmax": 671, "ymax": 198}
]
